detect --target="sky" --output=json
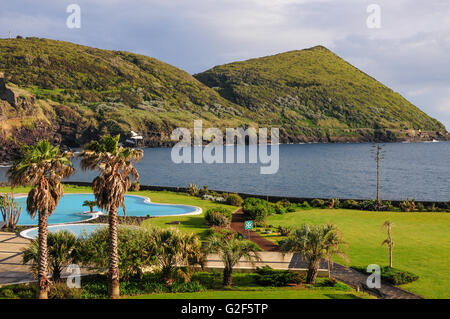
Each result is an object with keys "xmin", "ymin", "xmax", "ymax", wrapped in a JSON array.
[{"xmin": 1, "ymin": 0, "xmax": 449, "ymax": 129}]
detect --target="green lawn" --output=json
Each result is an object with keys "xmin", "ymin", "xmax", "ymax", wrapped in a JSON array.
[
  {"xmin": 128, "ymin": 289, "xmax": 369, "ymax": 299},
  {"xmin": 261, "ymin": 208, "xmax": 450, "ymax": 299}
]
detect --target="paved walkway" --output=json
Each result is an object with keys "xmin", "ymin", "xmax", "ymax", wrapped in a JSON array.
[
  {"xmin": 230, "ymin": 209, "xmax": 423, "ymax": 299},
  {"xmin": 0, "ymin": 232, "xmax": 33, "ymax": 285}
]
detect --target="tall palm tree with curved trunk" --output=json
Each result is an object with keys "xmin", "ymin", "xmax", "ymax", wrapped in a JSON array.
[
  {"xmin": 7, "ymin": 140, "xmax": 74, "ymax": 298},
  {"xmin": 280, "ymin": 224, "xmax": 347, "ymax": 284},
  {"xmin": 78, "ymin": 134, "xmax": 143, "ymax": 299}
]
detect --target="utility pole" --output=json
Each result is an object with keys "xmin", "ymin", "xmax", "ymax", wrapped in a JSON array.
[{"xmin": 372, "ymin": 144, "xmax": 385, "ymax": 204}]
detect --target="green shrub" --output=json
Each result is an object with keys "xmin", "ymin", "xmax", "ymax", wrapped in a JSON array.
[
  {"xmin": 0, "ymin": 284, "xmax": 34, "ymax": 299},
  {"xmin": 352, "ymin": 266, "xmax": 419, "ymax": 286},
  {"xmin": 400, "ymin": 198, "xmax": 416, "ymax": 212},
  {"xmin": 298, "ymin": 201, "xmax": 311, "ymax": 209},
  {"xmin": 242, "ymin": 198, "xmax": 275, "ymax": 224},
  {"xmin": 188, "ymin": 183, "xmax": 200, "ymax": 197},
  {"xmin": 311, "ymin": 198, "xmax": 325, "ymax": 208},
  {"xmin": 49, "ymin": 282, "xmax": 82, "ymax": 299},
  {"xmin": 277, "ymin": 226, "xmax": 292, "ymax": 236},
  {"xmin": 205, "ymin": 210, "xmax": 231, "ymax": 227},
  {"xmin": 255, "ymin": 266, "xmax": 303, "ymax": 286},
  {"xmin": 226, "ymin": 193, "xmax": 243, "ymax": 206},
  {"xmin": 342, "ymin": 199, "xmax": 359, "ymax": 209},
  {"xmin": 75, "ymin": 226, "xmax": 155, "ymax": 280},
  {"xmin": 380, "ymin": 267, "xmax": 419, "ymax": 285}
]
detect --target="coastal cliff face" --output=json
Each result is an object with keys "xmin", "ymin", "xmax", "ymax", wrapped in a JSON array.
[{"xmin": 0, "ymin": 38, "xmax": 448, "ymax": 162}]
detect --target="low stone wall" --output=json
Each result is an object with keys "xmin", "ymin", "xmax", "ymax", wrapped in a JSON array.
[{"xmin": 1, "ymin": 181, "xmax": 447, "ymax": 209}]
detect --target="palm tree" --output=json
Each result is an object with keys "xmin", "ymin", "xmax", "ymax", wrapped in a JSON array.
[
  {"xmin": 82, "ymin": 200, "xmax": 97, "ymax": 213},
  {"xmin": 151, "ymin": 227, "xmax": 204, "ymax": 287},
  {"xmin": 77, "ymin": 134, "xmax": 143, "ymax": 299},
  {"xmin": 22, "ymin": 230, "xmax": 77, "ymax": 282},
  {"xmin": 382, "ymin": 221, "xmax": 394, "ymax": 267},
  {"xmin": 280, "ymin": 224, "xmax": 347, "ymax": 284},
  {"xmin": 7, "ymin": 140, "xmax": 74, "ymax": 298},
  {"xmin": 204, "ymin": 231, "xmax": 261, "ymax": 286}
]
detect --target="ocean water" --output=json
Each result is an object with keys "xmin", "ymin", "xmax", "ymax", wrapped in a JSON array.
[{"xmin": 1, "ymin": 142, "xmax": 449, "ymax": 201}]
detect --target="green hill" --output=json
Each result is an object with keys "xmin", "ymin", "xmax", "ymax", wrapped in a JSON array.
[
  {"xmin": 195, "ymin": 46, "xmax": 447, "ymax": 142},
  {"xmin": 0, "ymin": 37, "xmax": 252, "ymax": 158},
  {"xmin": 0, "ymin": 39, "xmax": 447, "ymax": 161}
]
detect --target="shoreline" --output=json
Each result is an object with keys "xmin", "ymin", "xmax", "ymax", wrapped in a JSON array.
[{"xmin": 1, "ymin": 139, "xmax": 449, "ymax": 165}]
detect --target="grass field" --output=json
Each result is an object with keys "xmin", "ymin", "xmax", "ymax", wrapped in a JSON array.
[
  {"xmin": 128, "ymin": 289, "xmax": 368, "ymax": 299},
  {"xmin": 261, "ymin": 208, "xmax": 450, "ymax": 299},
  {"xmin": 126, "ymin": 273, "xmax": 372, "ymax": 299}
]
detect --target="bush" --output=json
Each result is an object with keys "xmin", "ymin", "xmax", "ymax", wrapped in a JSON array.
[
  {"xmin": 342, "ymin": 199, "xmax": 359, "ymax": 209},
  {"xmin": 129, "ymin": 181, "xmax": 140, "ymax": 191},
  {"xmin": 311, "ymin": 198, "xmax": 325, "ymax": 208},
  {"xmin": 0, "ymin": 284, "xmax": 35, "ymax": 299},
  {"xmin": 75, "ymin": 226, "xmax": 155, "ymax": 280},
  {"xmin": 205, "ymin": 210, "xmax": 230, "ymax": 227},
  {"xmin": 226, "ymin": 193, "xmax": 243, "ymax": 206},
  {"xmin": 298, "ymin": 201, "xmax": 311, "ymax": 209},
  {"xmin": 352, "ymin": 266, "xmax": 419, "ymax": 286},
  {"xmin": 380, "ymin": 267, "xmax": 419, "ymax": 285},
  {"xmin": 205, "ymin": 207, "xmax": 232, "ymax": 220},
  {"xmin": 188, "ymin": 183, "xmax": 200, "ymax": 196},
  {"xmin": 49, "ymin": 282, "xmax": 82, "ymax": 299},
  {"xmin": 401, "ymin": 198, "xmax": 416, "ymax": 212},
  {"xmin": 277, "ymin": 226, "xmax": 292, "ymax": 236},
  {"xmin": 242, "ymin": 198, "xmax": 275, "ymax": 224},
  {"xmin": 255, "ymin": 266, "xmax": 303, "ymax": 286},
  {"xmin": 81, "ymin": 273, "xmax": 206, "ymax": 298}
]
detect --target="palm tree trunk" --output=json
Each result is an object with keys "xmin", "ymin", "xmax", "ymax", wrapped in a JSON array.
[
  {"xmin": 223, "ymin": 266, "xmax": 233, "ymax": 286},
  {"xmin": 389, "ymin": 245, "xmax": 393, "ymax": 268},
  {"xmin": 108, "ymin": 206, "xmax": 120, "ymax": 299},
  {"xmin": 163, "ymin": 267, "xmax": 173, "ymax": 287},
  {"xmin": 306, "ymin": 259, "xmax": 320, "ymax": 284},
  {"xmin": 37, "ymin": 211, "xmax": 49, "ymax": 299}
]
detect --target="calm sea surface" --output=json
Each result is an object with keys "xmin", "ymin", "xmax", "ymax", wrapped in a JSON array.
[{"xmin": 1, "ymin": 142, "xmax": 449, "ymax": 201}]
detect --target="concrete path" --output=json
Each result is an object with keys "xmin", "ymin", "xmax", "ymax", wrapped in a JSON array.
[
  {"xmin": 205, "ymin": 252, "xmax": 328, "ymax": 276},
  {"xmin": 0, "ymin": 232, "xmax": 33, "ymax": 285}
]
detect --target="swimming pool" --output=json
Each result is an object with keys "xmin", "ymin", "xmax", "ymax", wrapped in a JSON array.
[
  {"xmin": 21, "ymin": 223, "xmax": 108, "ymax": 239},
  {"xmin": 14, "ymin": 193, "xmax": 201, "ymax": 226}
]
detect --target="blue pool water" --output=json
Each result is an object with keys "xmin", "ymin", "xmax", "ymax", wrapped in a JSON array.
[
  {"xmin": 14, "ymin": 193, "xmax": 199, "ymax": 226},
  {"xmin": 21, "ymin": 224, "xmax": 107, "ymax": 239}
]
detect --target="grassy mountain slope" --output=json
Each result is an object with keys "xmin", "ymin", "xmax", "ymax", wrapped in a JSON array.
[
  {"xmin": 0, "ymin": 37, "xmax": 252, "ymax": 153},
  {"xmin": 0, "ymin": 39, "xmax": 448, "ymax": 162},
  {"xmin": 195, "ymin": 46, "xmax": 447, "ymax": 141}
]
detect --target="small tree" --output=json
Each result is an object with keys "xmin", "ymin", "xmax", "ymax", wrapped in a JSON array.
[
  {"xmin": 0, "ymin": 193, "xmax": 22, "ymax": 230},
  {"xmin": 382, "ymin": 221, "xmax": 394, "ymax": 268},
  {"xmin": 204, "ymin": 230, "xmax": 261, "ymax": 286},
  {"xmin": 151, "ymin": 228, "xmax": 204, "ymax": 287},
  {"xmin": 22, "ymin": 231, "xmax": 77, "ymax": 281},
  {"xmin": 280, "ymin": 224, "xmax": 347, "ymax": 284},
  {"xmin": 82, "ymin": 200, "xmax": 97, "ymax": 213}
]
